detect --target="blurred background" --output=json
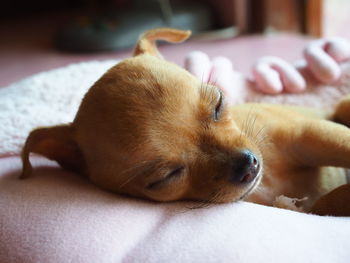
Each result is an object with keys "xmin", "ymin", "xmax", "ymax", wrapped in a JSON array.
[{"xmin": 1, "ymin": 0, "xmax": 349, "ymax": 87}]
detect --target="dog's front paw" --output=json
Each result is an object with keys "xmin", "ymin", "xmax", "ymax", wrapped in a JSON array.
[
  {"xmin": 304, "ymin": 37, "xmax": 350, "ymax": 84},
  {"xmin": 252, "ymin": 56, "xmax": 306, "ymax": 94}
]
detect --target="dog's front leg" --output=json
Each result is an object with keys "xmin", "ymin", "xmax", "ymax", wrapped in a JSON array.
[
  {"xmin": 332, "ymin": 94, "xmax": 350, "ymax": 127},
  {"xmin": 310, "ymin": 184, "xmax": 350, "ymax": 216},
  {"xmin": 289, "ymin": 119, "xmax": 350, "ymax": 168}
]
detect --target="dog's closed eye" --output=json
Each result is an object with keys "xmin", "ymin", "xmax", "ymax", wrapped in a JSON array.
[
  {"xmin": 199, "ymin": 84, "xmax": 226, "ymax": 122},
  {"xmin": 146, "ymin": 165, "xmax": 185, "ymax": 190},
  {"xmin": 213, "ymin": 90, "xmax": 224, "ymax": 121}
]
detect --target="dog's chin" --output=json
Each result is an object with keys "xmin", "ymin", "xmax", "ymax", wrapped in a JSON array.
[
  {"xmin": 239, "ymin": 169, "xmax": 263, "ymax": 201},
  {"xmin": 208, "ymin": 169, "xmax": 263, "ymax": 204}
]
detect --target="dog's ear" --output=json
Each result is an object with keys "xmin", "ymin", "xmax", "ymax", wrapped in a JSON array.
[
  {"xmin": 20, "ymin": 124, "xmax": 85, "ymax": 179},
  {"xmin": 133, "ymin": 28, "xmax": 191, "ymax": 57}
]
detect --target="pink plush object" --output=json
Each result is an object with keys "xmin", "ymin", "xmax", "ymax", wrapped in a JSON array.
[
  {"xmin": 252, "ymin": 56, "xmax": 306, "ymax": 94},
  {"xmin": 304, "ymin": 38, "xmax": 350, "ymax": 84},
  {"xmin": 185, "ymin": 51, "xmax": 246, "ymax": 102},
  {"xmin": 185, "ymin": 37, "xmax": 350, "ymax": 98}
]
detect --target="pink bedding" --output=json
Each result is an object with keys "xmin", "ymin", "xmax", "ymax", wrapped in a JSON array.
[{"xmin": 1, "ymin": 156, "xmax": 350, "ymax": 263}]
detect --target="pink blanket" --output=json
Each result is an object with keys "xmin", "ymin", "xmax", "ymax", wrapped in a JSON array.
[
  {"xmin": 1, "ymin": 59, "xmax": 350, "ymax": 262},
  {"xmin": 1, "ymin": 156, "xmax": 350, "ymax": 262}
]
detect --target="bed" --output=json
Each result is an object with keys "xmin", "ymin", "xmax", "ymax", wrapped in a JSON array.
[{"xmin": 1, "ymin": 49, "xmax": 350, "ymax": 262}]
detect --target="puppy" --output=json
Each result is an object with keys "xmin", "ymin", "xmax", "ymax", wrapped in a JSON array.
[{"xmin": 20, "ymin": 28, "xmax": 350, "ymax": 215}]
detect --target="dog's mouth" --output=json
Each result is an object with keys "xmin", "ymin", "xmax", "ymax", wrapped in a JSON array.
[{"xmin": 239, "ymin": 167, "xmax": 263, "ymax": 200}]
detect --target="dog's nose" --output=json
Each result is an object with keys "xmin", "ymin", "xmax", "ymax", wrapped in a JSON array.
[{"xmin": 230, "ymin": 150, "xmax": 260, "ymax": 184}]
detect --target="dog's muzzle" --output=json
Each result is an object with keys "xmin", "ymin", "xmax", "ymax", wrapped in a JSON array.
[{"xmin": 230, "ymin": 149, "xmax": 260, "ymax": 185}]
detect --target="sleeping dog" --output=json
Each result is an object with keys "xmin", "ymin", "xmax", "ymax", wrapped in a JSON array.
[{"xmin": 20, "ymin": 28, "xmax": 350, "ymax": 216}]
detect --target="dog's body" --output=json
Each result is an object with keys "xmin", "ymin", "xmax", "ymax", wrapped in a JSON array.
[{"xmin": 21, "ymin": 28, "xmax": 350, "ymax": 216}]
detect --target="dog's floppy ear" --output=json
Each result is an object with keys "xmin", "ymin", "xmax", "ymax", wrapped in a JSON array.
[
  {"xmin": 20, "ymin": 124, "xmax": 85, "ymax": 179},
  {"xmin": 133, "ymin": 28, "xmax": 191, "ymax": 57}
]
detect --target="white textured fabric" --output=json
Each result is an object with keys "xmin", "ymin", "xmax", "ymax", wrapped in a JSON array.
[{"xmin": 0, "ymin": 60, "xmax": 118, "ymax": 156}]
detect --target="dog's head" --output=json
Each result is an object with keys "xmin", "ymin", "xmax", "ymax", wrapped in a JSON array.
[{"xmin": 21, "ymin": 28, "xmax": 262, "ymax": 203}]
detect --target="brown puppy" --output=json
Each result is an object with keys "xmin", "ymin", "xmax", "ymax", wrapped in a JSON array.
[{"xmin": 21, "ymin": 28, "xmax": 350, "ymax": 215}]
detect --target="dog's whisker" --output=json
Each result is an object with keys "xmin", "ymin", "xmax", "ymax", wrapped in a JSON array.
[
  {"xmin": 241, "ymin": 106, "xmax": 254, "ymax": 141},
  {"xmin": 118, "ymin": 161, "xmax": 147, "ymax": 176},
  {"xmin": 201, "ymin": 71, "xmax": 205, "ymax": 84},
  {"xmin": 207, "ymin": 70, "xmax": 213, "ymax": 84},
  {"xmin": 118, "ymin": 167, "xmax": 151, "ymax": 189},
  {"xmin": 247, "ymin": 115, "xmax": 258, "ymax": 139},
  {"xmin": 188, "ymin": 199, "xmax": 213, "ymax": 210},
  {"xmin": 239, "ymin": 124, "xmax": 244, "ymax": 142},
  {"xmin": 118, "ymin": 174, "xmax": 140, "ymax": 189},
  {"xmin": 248, "ymin": 107, "xmax": 258, "ymax": 138},
  {"xmin": 253, "ymin": 125, "xmax": 266, "ymax": 142},
  {"xmin": 118, "ymin": 159, "xmax": 162, "ymax": 189},
  {"xmin": 199, "ymin": 79, "xmax": 220, "ymax": 107},
  {"xmin": 211, "ymin": 191, "xmax": 225, "ymax": 204},
  {"xmin": 187, "ymin": 202, "xmax": 206, "ymax": 210},
  {"xmin": 187, "ymin": 190, "xmax": 223, "ymax": 210},
  {"xmin": 256, "ymin": 133, "xmax": 270, "ymax": 149},
  {"xmin": 253, "ymin": 126, "xmax": 268, "ymax": 146},
  {"xmin": 210, "ymin": 73, "xmax": 220, "ymax": 88},
  {"xmin": 245, "ymin": 107, "xmax": 254, "ymax": 134}
]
